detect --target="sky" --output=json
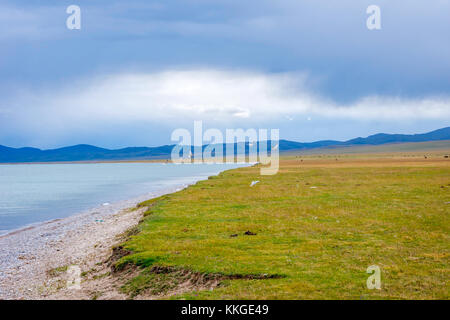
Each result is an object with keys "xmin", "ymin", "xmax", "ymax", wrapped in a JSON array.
[{"xmin": 0, "ymin": 0, "xmax": 449, "ymax": 149}]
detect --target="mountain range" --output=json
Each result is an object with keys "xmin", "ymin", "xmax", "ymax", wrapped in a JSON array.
[{"xmin": 0, "ymin": 127, "xmax": 449, "ymax": 163}]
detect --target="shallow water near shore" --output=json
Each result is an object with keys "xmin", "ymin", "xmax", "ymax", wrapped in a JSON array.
[{"xmin": 0, "ymin": 162, "xmax": 246, "ymax": 235}]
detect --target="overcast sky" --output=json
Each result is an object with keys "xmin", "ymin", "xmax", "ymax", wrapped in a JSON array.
[{"xmin": 1, "ymin": 0, "xmax": 449, "ymax": 148}]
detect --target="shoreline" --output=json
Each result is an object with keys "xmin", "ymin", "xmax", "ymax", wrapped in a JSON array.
[
  {"xmin": 0, "ymin": 159, "xmax": 169, "ymax": 165},
  {"xmin": 0, "ymin": 181, "xmax": 194, "ymax": 300},
  {"xmin": 0, "ymin": 182, "xmax": 186, "ymax": 239},
  {"xmin": 0, "ymin": 163, "xmax": 250, "ymax": 239}
]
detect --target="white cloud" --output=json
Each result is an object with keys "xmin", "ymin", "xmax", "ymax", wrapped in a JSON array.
[
  {"xmin": 7, "ymin": 69, "xmax": 449, "ymax": 128},
  {"xmin": 1, "ymin": 68, "xmax": 449, "ymax": 148}
]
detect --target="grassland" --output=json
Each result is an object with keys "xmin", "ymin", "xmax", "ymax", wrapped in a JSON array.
[
  {"xmin": 115, "ymin": 152, "xmax": 449, "ymax": 300},
  {"xmin": 284, "ymin": 140, "xmax": 450, "ymax": 156}
]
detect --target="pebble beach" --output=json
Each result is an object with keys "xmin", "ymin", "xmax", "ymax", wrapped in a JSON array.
[{"xmin": 0, "ymin": 185, "xmax": 187, "ymax": 300}]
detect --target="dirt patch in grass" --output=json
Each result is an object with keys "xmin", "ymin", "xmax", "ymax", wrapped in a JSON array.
[
  {"xmin": 108, "ymin": 246, "xmax": 133, "ymax": 271},
  {"xmin": 42, "ymin": 234, "xmax": 285, "ymax": 300},
  {"xmin": 119, "ymin": 265, "xmax": 285, "ymax": 299}
]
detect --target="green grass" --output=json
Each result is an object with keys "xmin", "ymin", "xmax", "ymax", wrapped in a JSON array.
[
  {"xmin": 117, "ymin": 158, "xmax": 450, "ymax": 299},
  {"xmin": 47, "ymin": 265, "xmax": 68, "ymax": 277},
  {"xmin": 121, "ymin": 269, "xmax": 183, "ymax": 298},
  {"xmin": 283, "ymin": 140, "xmax": 450, "ymax": 156}
]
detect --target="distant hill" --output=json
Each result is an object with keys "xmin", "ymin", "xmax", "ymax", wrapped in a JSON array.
[
  {"xmin": 279, "ymin": 126, "xmax": 450, "ymax": 150},
  {"xmin": 0, "ymin": 144, "xmax": 175, "ymax": 163},
  {"xmin": 0, "ymin": 127, "xmax": 449, "ymax": 163}
]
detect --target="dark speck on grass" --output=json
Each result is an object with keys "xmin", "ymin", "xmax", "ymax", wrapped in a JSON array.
[
  {"xmin": 244, "ymin": 231, "xmax": 257, "ymax": 236},
  {"xmin": 230, "ymin": 234, "xmax": 238, "ymax": 238}
]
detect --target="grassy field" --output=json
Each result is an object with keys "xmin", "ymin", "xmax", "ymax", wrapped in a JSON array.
[
  {"xmin": 115, "ymin": 153, "xmax": 449, "ymax": 299},
  {"xmin": 284, "ymin": 140, "xmax": 450, "ymax": 156}
]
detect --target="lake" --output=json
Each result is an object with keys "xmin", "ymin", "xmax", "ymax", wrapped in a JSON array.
[{"xmin": 0, "ymin": 162, "xmax": 245, "ymax": 235}]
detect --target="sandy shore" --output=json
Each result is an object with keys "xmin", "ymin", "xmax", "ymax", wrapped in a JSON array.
[{"xmin": 0, "ymin": 185, "xmax": 188, "ymax": 300}]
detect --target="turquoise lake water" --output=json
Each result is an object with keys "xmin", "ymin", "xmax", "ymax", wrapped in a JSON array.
[{"xmin": 0, "ymin": 162, "xmax": 244, "ymax": 234}]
